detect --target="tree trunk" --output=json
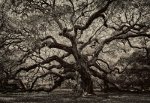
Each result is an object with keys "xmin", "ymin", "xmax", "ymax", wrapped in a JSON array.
[
  {"xmin": 80, "ymin": 74, "xmax": 94, "ymax": 95},
  {"xmin": 75, "ymin": 55, "xmax": 95, "ymax": 96},
  {"xmin": 79, "ymin": 65, "xmax": 94, "ymax": 95}
]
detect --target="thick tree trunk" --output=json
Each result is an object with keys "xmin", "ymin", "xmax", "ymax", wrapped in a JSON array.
[
  {"xmin": 80, "ymin": 74, "xmax": 94, "ymax": 95},
  {"xmin": 75, "ymin": 54, "xmax": 95, "ymax": 96},
  {"xmin": 79, "ymin": 64, "xmax": 94, "ymax": 96}
]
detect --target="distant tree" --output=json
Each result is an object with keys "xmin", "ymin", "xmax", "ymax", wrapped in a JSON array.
[{"xmin": 114, "ymin": 47, "xmax": 150, "ymax": 91}]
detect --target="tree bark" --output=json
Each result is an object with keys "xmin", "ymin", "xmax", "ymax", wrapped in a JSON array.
[
  {"xmin": 78, "ymin": 62, "xmax": 94, "ymax": 95},
  {"xmin": 80, "ymin": 73, "xmax": 94, "ymax": 95}
]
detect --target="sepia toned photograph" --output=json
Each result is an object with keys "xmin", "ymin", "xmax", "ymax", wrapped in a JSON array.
[{"xmin": 0, "ymin": 0, "xmax": 150, "ymax": 102}]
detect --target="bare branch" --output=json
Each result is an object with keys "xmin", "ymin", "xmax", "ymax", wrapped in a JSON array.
[
  {"xmin": 14, "ymin": 55, "xmax": 74, "ymax": 76},
  {"xmin": 74, "ymin": 0, "xmax": 115, "ymax": 33}
]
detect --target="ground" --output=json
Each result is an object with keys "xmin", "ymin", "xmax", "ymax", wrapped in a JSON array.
[{"xmin": 0, "ymin": 89, "xmax": 150, "ymax": 103}]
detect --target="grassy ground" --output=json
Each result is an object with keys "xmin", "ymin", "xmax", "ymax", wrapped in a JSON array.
[{"xmin": 0, "ymin": 89, "xmax": 150, "ymax": 103}]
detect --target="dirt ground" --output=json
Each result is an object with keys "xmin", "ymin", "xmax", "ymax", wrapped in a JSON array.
[{"xmin": 0, "ymin": 90, "xmax": 150, "ymax": 103}]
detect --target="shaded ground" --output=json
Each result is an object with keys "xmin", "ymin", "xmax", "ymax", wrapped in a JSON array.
[{"xmin": 0, "ymin": 89, "xmax": 150, "ymax": 103}]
